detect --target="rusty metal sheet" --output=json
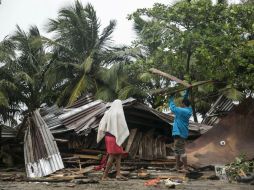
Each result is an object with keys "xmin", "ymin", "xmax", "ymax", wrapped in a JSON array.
[
  {"xmin": 201, "ymin": 95, "xmax": 235, "ymax": 126},
  {"xmin": 186, "ymin": 97, "xmax": 254, "ymax": 167}
]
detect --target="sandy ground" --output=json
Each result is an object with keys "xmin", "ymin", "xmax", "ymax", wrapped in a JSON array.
[{"xmin": 1, "ymin": 179, "xmax": 254, "ymax": 190}]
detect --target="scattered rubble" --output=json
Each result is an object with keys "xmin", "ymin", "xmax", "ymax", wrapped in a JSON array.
[{"xmin": 1, "ymin": 95, "xmax": 254, "ymax": 190}]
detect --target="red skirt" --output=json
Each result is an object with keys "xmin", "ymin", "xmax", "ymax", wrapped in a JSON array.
[{"xmin": 105, "ymin": 134, "xmax": 125, "ymax": 154}]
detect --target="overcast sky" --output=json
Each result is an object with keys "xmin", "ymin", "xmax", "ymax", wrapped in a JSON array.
[{"xmin": 0, "ymin": 0, "xmax": 174, "ymax": 45}]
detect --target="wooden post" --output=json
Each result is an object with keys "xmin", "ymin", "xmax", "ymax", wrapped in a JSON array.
[{"xmin": 79, "ymin": 159, "xmax": 81, "ymax": 171}]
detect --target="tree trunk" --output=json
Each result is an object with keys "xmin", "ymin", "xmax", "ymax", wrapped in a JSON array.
[
  {"xmin": 186, "ymin": 50, "xmax": 191, "ymax": 74},
  {"xmin": 186, "ymin": 49, "xmax": 198, "ymax": 122},
  {"xmin": 190, "ymin": 90, "xmax": 198, "ymax": 122}
]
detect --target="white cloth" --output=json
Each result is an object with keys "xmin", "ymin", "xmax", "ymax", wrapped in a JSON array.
[{"xmin": 97, "ymin": 99, "xmax": 129, "ymax": 146}]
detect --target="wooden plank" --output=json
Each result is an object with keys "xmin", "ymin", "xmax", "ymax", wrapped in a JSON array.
[
  {"xmin": 27, "ymin": 176, "xmax": 86, "ymax": 182},
  {"xmin": 161, "ymin": 140, "xmax": 167, "ymax": 159},
  {"xmin": 78, "ymin": 149, "xmax": 105, "ymax": 155},
  {"xmin": 73, "ymin": 154, "xmax": 100, "ymax": 160},
  {"xmin": 149, "ymin": 68, "xmax": 191, "ymax": 87},
  {"xmin": 54, "ymin": 138, "xmax": 69, "ymax": 143},
  {"xmin": 153, "ymin": 138, "xmax": 158, "ymax": 158},
  {"xmin": 122, "ymin": 161, "xmax": 175, "ymax": 166},
  {"xmin": 125, "ymin": 128, "xmax": 138, "ymax": 152},
  {"xmin": 150, "ymin": 80, "xmax": 213, "ymax": 95},
  {"xmin": 157, "ymin": 139, "xmax": 162, "ymax": 158},
  {"xmin": 128, "ymin": 131, "xmax": 142, "ymax": 159},
  {"xmin": 139, "ymin": 131, "xmax": 156, "ymax": 160}
]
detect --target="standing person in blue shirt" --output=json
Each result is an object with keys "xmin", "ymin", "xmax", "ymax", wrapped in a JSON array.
[{"xmin": 168, "ymin": 89, "xmax": 192, "ymax": 172}]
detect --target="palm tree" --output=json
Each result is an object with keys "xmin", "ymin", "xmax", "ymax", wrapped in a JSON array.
[
  {"xmin": 0, "ymin": 25, "xmax": 52, "ymax": 115},
  {"xmin": 0, "ymin": 37, "xmax": 20, "ymax": 125},
  {"xmin": 45, "ymin": 1, "xmax": 127, "ymax": 106},
  {"xmin": 125, "ymin": 14, "xmax": 174, "ymax": 108},
  {"xmin": 0, "ymin": 69, "xmax": 19, "ymax": 125}
]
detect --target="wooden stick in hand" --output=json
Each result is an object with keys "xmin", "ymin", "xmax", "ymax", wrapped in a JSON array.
[{"xmin": 149, "ymin": 68, "xmax": 191, "ymax": 88}]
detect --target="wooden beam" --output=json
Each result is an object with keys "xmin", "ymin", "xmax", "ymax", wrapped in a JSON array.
[
  {"xmin": 149, "ymin": 68, "xmax": 191, "ymax": 87},
  {"xmin": 73, "ymin": 154, "xmax": 100, "ymax": 160},
  {"xmin": 54, "ymin": 138, "xmax": 69, "ymax": 143},
  {"xmin": 125, "ymin": 129, "xmax": 138, "ymax": 152},
  {"xmin": 150, "ymin": 80, "xmax": 214, "ymax": 96}
]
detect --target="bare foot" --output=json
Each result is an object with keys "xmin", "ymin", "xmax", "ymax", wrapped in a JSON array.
[
  {"xmin": 170, "ymin": 166, "xmax": 180, "ymax": 171},
  {"xmin": 178, "ymin": 168, "xmax": 189, "ymax": 173},
  {"xmin": 116, "ymin": 175, "xmax": 128, "ymax": 181},
  {"xmin": 101, "ymin": 177, "xmax": 114, "ymax": 181}
]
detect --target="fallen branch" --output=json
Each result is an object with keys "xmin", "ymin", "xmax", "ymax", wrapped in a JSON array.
[
  {"xmin": 149, "ymin": 68, "xmax": 191, "ymax": 87},
  {"xmin": 150, "ymin": 80, "xmax": 214, "ymax": 95}
]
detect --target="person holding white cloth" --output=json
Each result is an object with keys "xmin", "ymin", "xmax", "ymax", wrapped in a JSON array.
[{"xmin": 97, "ymin": 99, "xmax": 129, "ymax": 180}]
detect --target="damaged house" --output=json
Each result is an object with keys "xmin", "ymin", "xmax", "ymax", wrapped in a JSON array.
[
  {"xmin": 38, "ymin": 97, "xmax": 173, "ymax": 164},
  {"xmin": 14, "ymin": 96, "xmax": 178, "ymax": 177},
  {"xmin": 14, "ymin": 93, "xmax": 251, "ymax": 178}
]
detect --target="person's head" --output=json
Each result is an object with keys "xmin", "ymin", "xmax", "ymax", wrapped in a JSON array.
[{"xmin": 181, "ymin": 98, "xmax": 191, "ymax": 107}]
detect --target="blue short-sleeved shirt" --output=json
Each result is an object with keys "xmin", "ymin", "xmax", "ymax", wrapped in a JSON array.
[{"xmin": 168, "ymin": 91, "xmax": 192, "ymax": 139}]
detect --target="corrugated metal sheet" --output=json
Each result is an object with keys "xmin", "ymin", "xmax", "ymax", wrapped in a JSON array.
[
  {"xmin": 187, "ymin": 97, "xmax": 254, "ymax": 167},
  {"xmin": 40, "ymin": 97, "xmax": 206, "ymax": 138},
  {"xmin": 189, "ymin": 122, "xmax": 213, "ymax": 136},
  {"xmin": 0, "ymin": 125, "xmax": 17, "ymax": 138},
  {"xmin": 201, "ymin": 95, "xmax": 235, "ymax": 126},
  {"xmin": 66, "ymin": 94, "xmax": 94, "ymax": 108},
  {"xmin": 39, "ymin": 98, "xmax": 172, "ymax": 136},
  {"xmin": 24, "ymin": 110, "xmax": 64, "ymax": 178}
]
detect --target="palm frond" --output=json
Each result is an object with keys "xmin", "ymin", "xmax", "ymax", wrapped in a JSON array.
[
  {"xmin": 95, "ymin": 86, "xmax": 116, "ymax": 101},
  {"xmin": 0, "ymin": 79, "xmax": 17, "ymax": 92},
  {"xmin": 56, "ymin": 82, "xmax": 75, "ymax": 106},
  {"xmin": 133, "ymin": 15, "xmax": 147, "ymax": 36},
  {"xmin": 15, "ymin": 71, "xmax": 34, "ymax": 86},
  {"xmin": 118, "ymin": 85, "xmax": 141, "ymax": 99},
  {"xmin": 82, "ymin": 54, "xmax": 94, "ymax": 73},
  {"xmin": 0, "ymin": 91, "xmax": 9, "ymax": 107},
  {"xmin": 85, "ymin": 3, "xmax": 99, "ymax": 48},
  {"xmin": 67, "ymin": 74, "xmax": 89, "ymax": 106},
  {"xmin": 0, "ymin": 39, "xmax": 16, "ymax": 62},
  {"xmin": 220, "ymin": 85, "xmax": 244, "ymax": 101},
  {"xmin": 98, "ymin": 20, "xmax": 116, "ymax": 48},
  {"xmin": 139, "ymin": 72, "xmax": 153, "ymax": 82}
]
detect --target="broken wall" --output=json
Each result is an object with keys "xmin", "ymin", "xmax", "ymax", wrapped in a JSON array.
[{"xmin": 186, "ymin": 97, "xmax": 254, "ymax": 167}]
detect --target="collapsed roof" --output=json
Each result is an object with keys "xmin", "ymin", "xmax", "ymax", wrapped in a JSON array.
[
  {"xmin": 202, "ymin": 95, "xmax": 236, "ymax": 126},
  {"xmin": 40, "ymin": 97, "xmax": 172, "ymax": 137},
  {"xmin": 0, "ymin": 124, "xmax": 16, "ymax": 138}
]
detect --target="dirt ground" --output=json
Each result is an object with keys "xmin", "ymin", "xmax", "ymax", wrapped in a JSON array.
[
  {"xmin": 1, "ymin": 169, "xmax": 254, "ymax": 190},
  {"xmin": 1, "ymin": 179, "xmax": 254, "ymax": 190}
]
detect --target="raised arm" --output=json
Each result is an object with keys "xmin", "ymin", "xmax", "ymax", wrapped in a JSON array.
[
  {"xmin": 183, "ymin": 89, "xmax": 190, "ymax": 100},
  {"xmin": 168, "ymin": 95, "xmax": 180, "ymax": 114}
]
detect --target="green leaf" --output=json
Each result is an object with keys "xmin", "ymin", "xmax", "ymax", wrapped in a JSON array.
[
  {"xmin": 0, "ymin": 80, "xmax": 17, "ymax": 91},
  {"xmin": 139, "ymin": 72, "xmax": 152, "ymax": 82},
  {"xmin": 67, "ymin": 74, "xmax": 87, "ymax": 106},
  {"xmin": 95, "ymin": 87, "xmax": 115, "ymax": 101},
  {"xmin": 247, "ymin": 40, "xmax": 254, "ymax": 46},
  {"xmin": 0, "ymin": 91, "xmax": 9, "ymax": 107},
  {"xmin": 83, "ymin": 54, "xmax": 93, "ymax": 73},
  {"xmin": 16, "ymin": 71, "xmax": 34, "ymax": 86},
  {"xmin": 221, "ymin": 85, "xmax": 244, "ymax": 101},
  {"xmin": 118, "ymin": 85, "xmax": 134, "ymax": 99}
]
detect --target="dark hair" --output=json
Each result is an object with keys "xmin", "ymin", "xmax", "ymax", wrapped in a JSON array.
[{"xmin": 182, "ymin": 99, "xmax": 191, "ymax": 107}]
